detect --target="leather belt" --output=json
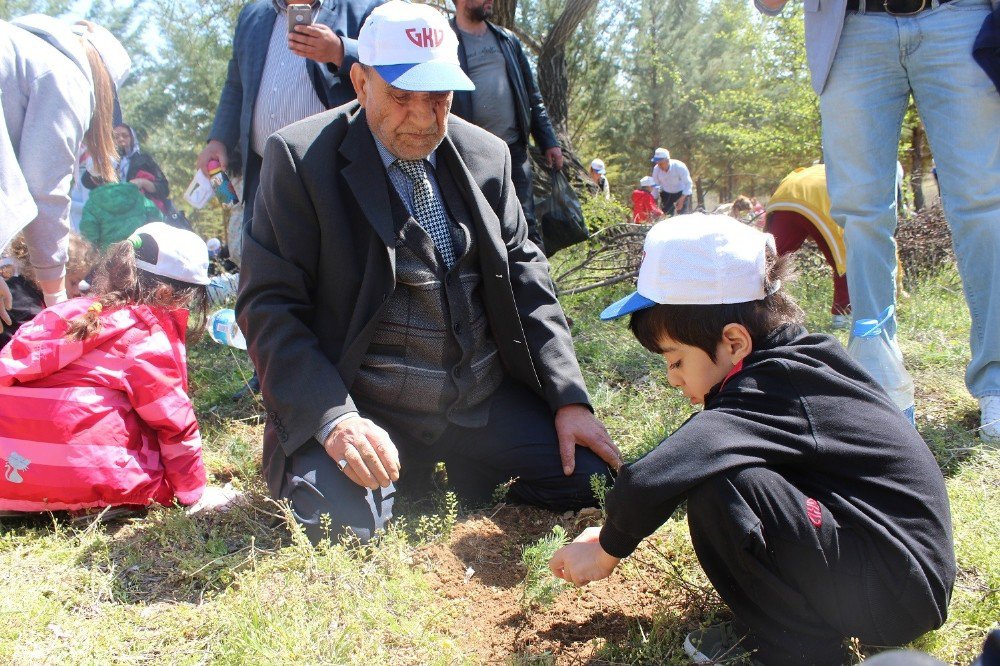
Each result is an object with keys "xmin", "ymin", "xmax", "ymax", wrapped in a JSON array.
[{"xmin": 846, "ymin": 0, "xmax": 951, "ymax": 12}]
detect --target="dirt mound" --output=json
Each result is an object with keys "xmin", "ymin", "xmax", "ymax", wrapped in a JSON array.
[{"xmin": 416, "ymin": 505, "xmax": 702, "ymax": 663}]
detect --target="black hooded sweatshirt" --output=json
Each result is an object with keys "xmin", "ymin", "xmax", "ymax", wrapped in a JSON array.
[{"xmin": 600, "ymin": 325, "xmax": 955, "ymax": 627}]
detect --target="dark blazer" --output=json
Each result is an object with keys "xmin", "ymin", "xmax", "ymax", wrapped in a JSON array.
[
  {"xmin": 236, "ymin": 102, "xmax": 589, "ymax": 494},
  {"xmin": 207, "ymin": 0, "xmax": 383, "ymax": 175},
  {"xmin": 449, "ymin": 18, "xmax": 559, "ymax": 152}
]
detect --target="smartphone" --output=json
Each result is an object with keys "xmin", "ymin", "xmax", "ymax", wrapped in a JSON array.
[{"xmin": 287, "ymin": 4, "xmax": 313, "ymax": 33}]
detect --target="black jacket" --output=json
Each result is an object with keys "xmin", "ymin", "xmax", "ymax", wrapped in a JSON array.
[
  {"xmin": 450, "ymin": 19, "xmax": 560, "ymax": 152},
  {"xmin": 121, "ymin": 152, "xmax": 169, "ymax": 203},
  {"xmin": 601, "ymin": 325, "xmax": 955, "ymax": 626},
  {"xmin": 236, "ymin": 102, "xmax": 588, "ymax": 497},
  {"xmin": 0, "ymin": 276, "xmax": 43, "ymax": 349}
]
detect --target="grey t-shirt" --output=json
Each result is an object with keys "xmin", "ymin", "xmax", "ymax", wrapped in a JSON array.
[{"xmin": 460, "ymin": 29, "xmax": 519, "ymax": 144}]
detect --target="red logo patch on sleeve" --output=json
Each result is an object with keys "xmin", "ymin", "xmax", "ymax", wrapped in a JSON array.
[{"xmin": 805, "ymin": 497, "xmax": 823, "ymax": 528}]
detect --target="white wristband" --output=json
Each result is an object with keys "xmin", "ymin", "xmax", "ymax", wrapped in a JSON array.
[{"xmin": 43, "ymin": 289, "xmax": 68, "ymax": 307}]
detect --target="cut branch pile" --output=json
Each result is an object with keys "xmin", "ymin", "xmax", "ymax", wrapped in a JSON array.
[
  {"xmin": 553, "ymin": 223, "xmax": 650, "ymax": 295},
  {"xmin": 897, "ymin": 201, "xmax": 954, "ymax": 279}
]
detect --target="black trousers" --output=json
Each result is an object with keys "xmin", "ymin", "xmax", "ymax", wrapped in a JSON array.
[
  {"xmin": 280, "ymin": 379, "xmax": 612, "ymax": 544},
  {"xmin": 687, "ymin": 468, "xmax": 938, "ymax": 665},
  {"xmin": 659, "ymin": 189, "xmax": 691, "ymax": 216},
  {"xmin": 507, "ymin": 140, "xmax": 544, "ymax": 253}
]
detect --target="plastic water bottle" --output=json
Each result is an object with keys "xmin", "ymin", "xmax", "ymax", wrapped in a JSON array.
[
  {"xmin": 207, "ymin": 159, "xmax": 239, "ymax": 206},
  {"xmin": 847, "ymin": 306, "xmax": 915, "ymax": 424},
  {"xmin": 206, "ymin": 308, "xmax": 247, "ymax": 350},
  {"xmin": 206, "ymin": 273, "xmax": 240, "ymax": 308}
]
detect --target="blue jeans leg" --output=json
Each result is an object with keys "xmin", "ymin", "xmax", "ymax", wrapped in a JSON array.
[
  {"xmin": 821, "ymin": 11, "xmax": 911, "ymax": 342},
  {"xmin": 906, "ymin": 0, "xmax": 1000, "ymax": 398},
  {"xmin": 821, "ymin": 0, "xmax": 1000, "ymax": 398}
]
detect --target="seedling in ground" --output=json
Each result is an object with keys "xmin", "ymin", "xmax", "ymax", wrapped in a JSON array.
[{"xmin": 521, "ymin": 524, "xmax": 570, "ymax": 610}]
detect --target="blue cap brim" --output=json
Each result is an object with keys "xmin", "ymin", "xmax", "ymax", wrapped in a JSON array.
[
  {"xmin": 600, "ymin": 292, "xmax": 657, "ymax": 320},
  {"xmin": 374, "ymin": 62, "xmax": 475, "ymax": 92}
]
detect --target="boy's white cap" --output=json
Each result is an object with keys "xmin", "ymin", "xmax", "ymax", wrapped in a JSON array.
[
  {"xmin": 651, "ymin": 147, "xmax": 670, "ymax": 163},
  {"xmin": 130, "ymin": 222, "xmax": 210, "ymax": 286},
  {"xmin": 600, "ymin": 213, "xmax": 779, "ymax": 320},
  {"xmin": 358, "ymin": 1, "xmax": 474, "ymax": 92},
  {"xmin": 639, "ymin": 176, "xmax": 656, "ymax": 188},
  {"xmin": 590, "ymin": 158, "xmax": 606, "ymax": 174}
]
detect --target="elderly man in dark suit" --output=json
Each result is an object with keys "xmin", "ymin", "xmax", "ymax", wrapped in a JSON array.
[
  {"xmin": 196, "ymin": 0, "xmax": 384, "ymax": 224},
  {"xmin": 236, "ymin": 1, "xmax": 619, "ymax": 544}
]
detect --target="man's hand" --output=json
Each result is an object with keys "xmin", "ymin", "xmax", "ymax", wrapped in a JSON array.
[
  {"xmin": 0, "ymin": 279, "xmax": 12, "ymax": 328},
  {"xmin": 549, "ymin": 526, "xmax": 620, "ymax": 586},
  {"xmin": 674, "ymin": 195, "xmax": 687, "ymax": 212},
  {"xmin": 197, "ymin": 140, "xmax": 228, "ymax": 176},
  {"xmin": 323, "ymin": 416, "xmax": 400, "ymax": 490},
  {"xmin": 288, "ymin": 24, "xmax": 344, "ymax": 65},
  {"xmin": 554, "ymin": 404, "xmax": 621, "ymax": 475},
  {"xmin": 545, "ymin": 146, "xmax": 564, "ymax": 171}
]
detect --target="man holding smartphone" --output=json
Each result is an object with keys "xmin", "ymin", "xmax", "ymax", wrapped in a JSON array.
[{"xmin": 197, "ymin": 0, "xmax": 385, "ymax": 229}]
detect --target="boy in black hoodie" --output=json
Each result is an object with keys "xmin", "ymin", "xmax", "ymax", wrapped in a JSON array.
[{"xmin": 549, "ymin": 214, "xmax": 955, "ymax": 665}]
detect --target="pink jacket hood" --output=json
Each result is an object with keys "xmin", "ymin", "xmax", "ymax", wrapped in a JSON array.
[{"xmin": 0, "ymin": 297, "xmax": 190, "ymax": 387}]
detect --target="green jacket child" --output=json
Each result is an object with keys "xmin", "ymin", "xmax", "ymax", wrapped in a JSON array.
[{"xmin": 80, "ymin": 183, "xmax": 162, "ymax": 250}]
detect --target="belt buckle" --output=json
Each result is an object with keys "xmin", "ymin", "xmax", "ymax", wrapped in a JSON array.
[{"xmin": 883, "ymin": 0, "xmax": 929, "ymax": 15}]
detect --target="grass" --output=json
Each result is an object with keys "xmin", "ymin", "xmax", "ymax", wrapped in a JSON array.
[{"xmin": 0, "ymin": 251, "xmax": 997, "ymax": 663}]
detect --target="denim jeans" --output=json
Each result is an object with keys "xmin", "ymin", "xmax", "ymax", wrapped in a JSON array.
[{"xmin": 820, "ymin": 0, "xmax": 1000, "ymax": 398}]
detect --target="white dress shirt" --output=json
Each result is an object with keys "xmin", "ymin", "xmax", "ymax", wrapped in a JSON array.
[{"xmin": 651, "ymin": 159, "xmax": 693, "ymax": 196}]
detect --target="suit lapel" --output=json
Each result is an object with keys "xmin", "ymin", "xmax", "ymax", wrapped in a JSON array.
[
  {"xmin": 339, "ymin": 108, "xmax": 398, "ymax": 250},
  {"xmin": 437, "ymin": 133, "xmax": 508, "ymax": 268}
]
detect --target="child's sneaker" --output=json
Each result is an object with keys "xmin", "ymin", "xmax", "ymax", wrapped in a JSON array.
[
  {"xmin": 980, "ymin": 395, "xmax": 1000, "ymax": 444},
  {"xmin": 684, "ymin": 621, "xmax": 760, "ymax": 664}
]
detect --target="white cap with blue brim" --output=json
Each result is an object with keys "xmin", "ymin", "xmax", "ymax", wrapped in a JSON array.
[
  {"xmin": 358, "ymin": 0, "xmax": 474, "ymax": 92},
  {"xmin": 600, "ymin": 213, "xmax": 781, "ymax": 320}
]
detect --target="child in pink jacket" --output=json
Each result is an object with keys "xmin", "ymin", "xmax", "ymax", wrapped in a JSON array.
[{"xmin": 0, "ymin": 222, "xmax": 210, "ymax": 512}]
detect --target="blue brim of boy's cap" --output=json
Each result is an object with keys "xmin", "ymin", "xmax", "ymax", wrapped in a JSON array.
[
  {"xmin": 600, "ymin": 292, "xmax": 658, "ymax": 320},
  {"xmin": 374, "ymin": 62, "xmax": 475, "ymax": 92}
]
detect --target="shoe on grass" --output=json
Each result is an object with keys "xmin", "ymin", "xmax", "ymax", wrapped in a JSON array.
[
  {"xmin": 831, "ymin": 314, "xmax": 850, "ymax": 330},
  {"xmin": 684, "ymin": 621, "xmax": 760, "ymax": 664},
  {"xmin": 980, "ymin": 395, "xmax": 1000, "ymax": 443}
]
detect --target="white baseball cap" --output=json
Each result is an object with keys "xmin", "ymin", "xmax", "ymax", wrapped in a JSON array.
[
  {"xmin": 72, "ymin": 21, "xmax": 131, "ymax": 88},
  {"xmin": 358, "ymin": 1, "xmax": 474, "ymax": 92},
  {"xmin": 130, "ymin": 222, "xmax": 211, "ymax": 286},
  {"xmin": 590, "ymin": 159, "xmax": 606, "ymax": 174},
  {"xmin": 600, "ymin": 214, "xmax": 780, "ymax": 320},
  {"xmin": 639, "ymin": 176, "xmax": 656, "ymax": 188},
  {"xmin": 651, "ymin": 147, "xmax": 670, "ymax": 163}
]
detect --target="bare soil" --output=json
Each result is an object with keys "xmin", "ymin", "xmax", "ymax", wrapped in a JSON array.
[{"xmin": 416, "ymin": 505, "xmax": 705, "ymax": 664}]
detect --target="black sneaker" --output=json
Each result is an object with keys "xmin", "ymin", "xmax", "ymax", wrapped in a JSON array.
[
  {"xmin": 684, "ymin": 621, "xmax": 761, "ymax": 664},
  {"xmin": 232, "ymin": 373, "xmax": 260, "ymax": 401}
]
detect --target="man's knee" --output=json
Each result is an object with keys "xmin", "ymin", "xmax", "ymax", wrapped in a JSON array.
[
  {"xmin": 280, "ymin": 444, "xmax": 395, "ymax": 545},
  {"xmin": 508, "ymin": 447, "xmax": 612, "ymax": 512}
]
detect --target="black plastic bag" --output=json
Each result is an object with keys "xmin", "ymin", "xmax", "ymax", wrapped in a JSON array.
[{"xmin": 536, "ymin": 169, "xmax": 589, "ymax": 257}]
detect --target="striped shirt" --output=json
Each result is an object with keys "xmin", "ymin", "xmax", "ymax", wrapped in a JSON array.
[{"xmin": 251, "ymin": 7, "xmax": 326, "ymax": 157}]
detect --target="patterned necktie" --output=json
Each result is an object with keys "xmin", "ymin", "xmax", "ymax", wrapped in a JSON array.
[{"xmin": 395, "ymin": 159, "xmax": 456, "ymax": 269}]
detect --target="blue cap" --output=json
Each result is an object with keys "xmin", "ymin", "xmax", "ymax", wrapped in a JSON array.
[{"xmin": 600, "ymin": 292, "xmax": 657, "ymax": 320}]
